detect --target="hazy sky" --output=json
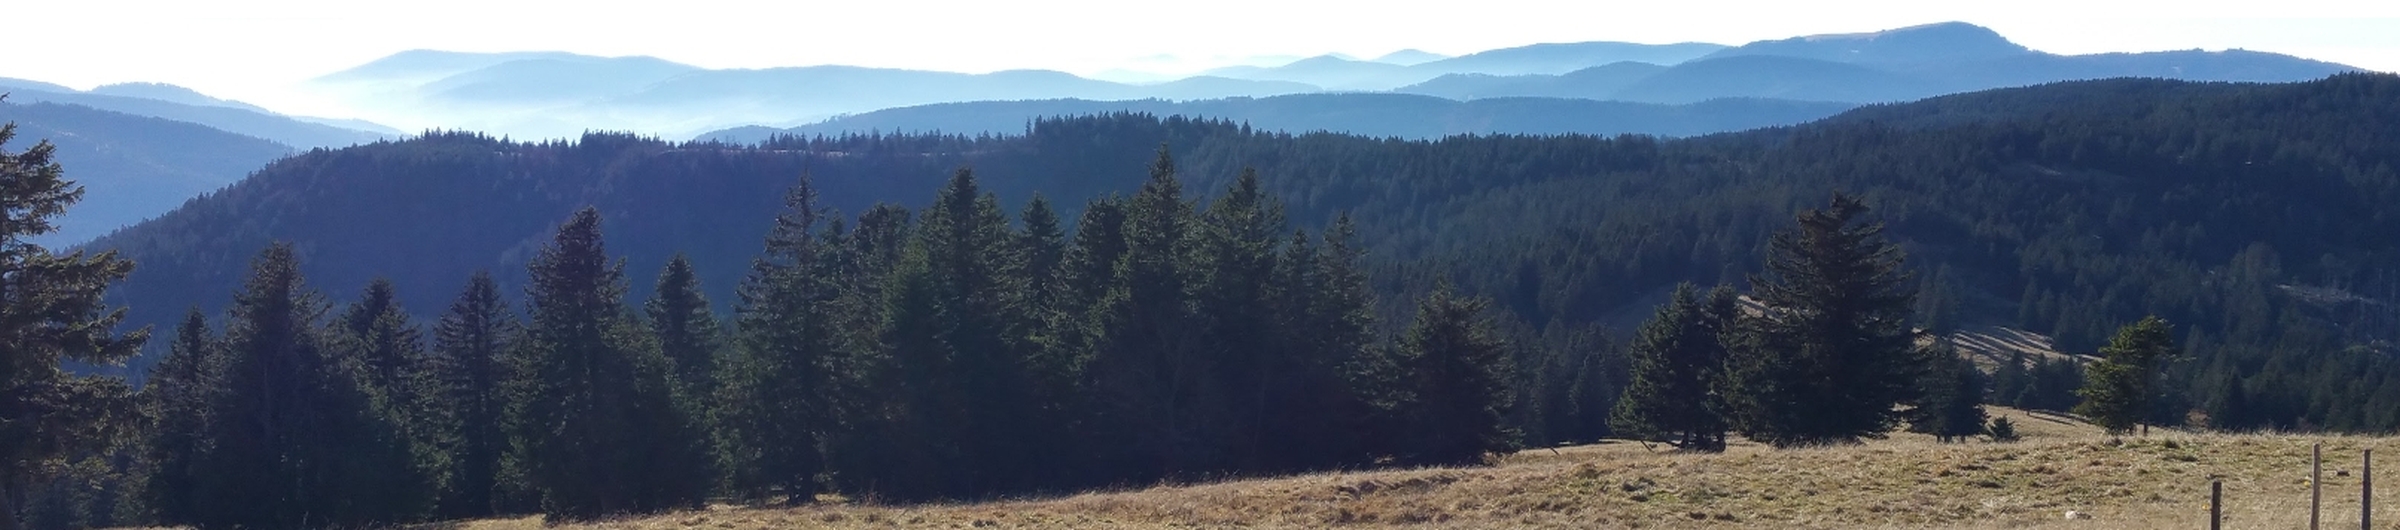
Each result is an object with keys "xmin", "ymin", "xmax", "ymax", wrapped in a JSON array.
[{"xmin": 9, "ymin": 0, "xmax": 2396, "ymax": 116}]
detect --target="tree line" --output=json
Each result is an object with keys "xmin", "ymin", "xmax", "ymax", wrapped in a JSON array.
[
  {"xmin": 36, "ymin": 148, "xmax": 1524, "ymax": 528},
  {"xmin": 15, "ymin": 134, "xmax": 2120, "ymax": 529}
]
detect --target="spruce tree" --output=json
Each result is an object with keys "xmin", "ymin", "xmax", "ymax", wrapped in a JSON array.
[
  {"xmin": 428, "ymin": 271, "xmax": 518, "ymax": 517},
  {"xmin": 1195, "ymin": 169, "xmax": 1291, "ymax": 471},
  {"xmin": 2205, "ymin": 376, "xmax": 2253, "ymax": 431},
  {"xmin": 1726, "ymin": 193, "xmax": 1922, "ymax": 447},
  {"xmin": 141, "ymin": 309, "xmax": 217, "ymax": 524},
  {"xmin": 1007, "ymin": 194, "xmax": 1080, "ymax": 485},
  {"xmin": 646, "ymin": 253, "xmax": 723, "ymax": 395},
  {"xmin": 1907, "ymin": 341, "xmax": 1988, "ymax": 443},
  {"xmin": 187, "ymin": 243, "xmax": 431, "ymax": 529},
  {"xmin": 0, "ymin": 121, "xmax": 148, "ymax": 530},
  {"xmin": 337, "ymin": 278, "xmax": 421, "ymax": 399},
  {"xmin": 918, "ymin": 168, "xmax": 1036, "ymax": 496},
  {"xmin": 718, "ymin": 183, "xmax": 841, "ymax": 504},
  {"xmin": 1610, "ymin": 284, "xmax": 1734, "ymax": 452},
  {"xmin": 1085, "ymin": 147, "xmax": 1217, "ymax": 479},
  {"xmin": 1393, "ymin": 285, "xmax": 1515, "ymax": 466},
  {"xmin": 2075, "ymin": 316, "xmax": 2179, "ymax": 435},
  {"xmin": 510, "ymin": 208, "xmax": 710, "ymax": 520},
  {"xmin": 333, "ymin": 278, "xmax": 445, "ymax": 493},
  {"xmin": 1313, "ymin": 213, "xmax": 1399, "ymax": 460}
]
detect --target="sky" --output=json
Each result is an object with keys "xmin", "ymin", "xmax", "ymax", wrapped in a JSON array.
[{"xmin": 7, "ymin": 0, "xmax": 2397, "ymax": 117}]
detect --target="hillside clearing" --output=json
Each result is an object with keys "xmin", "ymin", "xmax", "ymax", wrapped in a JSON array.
[{"xmin": 441, "ymin": 408, "xmax": 2386, "ymax": 530}]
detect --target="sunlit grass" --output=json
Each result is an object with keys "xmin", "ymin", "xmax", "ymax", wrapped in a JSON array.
[{"xmin": 456, "ymin": 407, "xmax": 2387, "ymax": 529}]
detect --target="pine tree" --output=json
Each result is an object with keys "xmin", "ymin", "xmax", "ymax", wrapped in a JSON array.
[
  {"xmin": 1392, "ymin": 285, "xmax": 1515, "ymax": 466},
  {"xmin": 1610, "ymin": 284, "xmax": 1734, "ymax": 452},
  {"xmin": 337, "ymin": 278, "xmax": 421, "ymax": 399},
  {"xmin": 1989, "ymin": 350, "xmax": 2029, "ymax": 408},
  {"xmin": 428, "ymin": 271, "xmax": 518, "ymax": 517},
  {"xmin": 141, "ymin": 309, "xmax": 217, "ymax": 524},
  {"xmin": 718, "ymin": 182, "xmax": 841, "ymax": 504},
  {"xmin": 0, "ymin": 121, "xmax": 148, "ymax": 530},
  {"xmin": 646, "ymin": 253, "xmax": 723, "ymax": 395},
  {"xmin": 1907, "ymin": 341, "xmax": 1988, "ymax": 443},
  {"xmin": 1195, "ymin": 169, "xmax": 1291, "ymax": 471},
  {"xmin": 1726, "ymin": 193, "xmax": 1922, "ymax": 447},
  {"xmin": 1305, "ymin": 209, "xmax": 1401, "ymax": 460},
  {"xmin": 1085, "ymin": 146, "xmax": 1217, "ymax": 479},
  {"xmin": 2076, "ymin": 316, "xmax": 2179, "ymax": 435},
  {"xmin": 918, "ymin": 168, "xmax": 1037, "ymax": 496},
  {"xmin": 187, "ymin": 243, "xmax": 431, "ymax": 529},
  {"xmin": 510, "ymin": 209, "xmax": 710, "ymax": 520},
  {"xmin": 1005, "ymin": 194, "xmax": 1080, "ymax": 487},
  {"xmin": 332, "ymin": 278, "xmax": 446, "ymax": 497},
  {"xmin": 2205, "ymin": 376, "xmax": 2254, "ymax": 431}
]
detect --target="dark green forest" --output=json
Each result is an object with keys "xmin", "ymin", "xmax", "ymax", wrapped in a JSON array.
[
  {"xmin": 12, "ymin": 73, "xmax": 2400, "ymax": 527},
  {"xmin": 93, "ymin": 74, "xmax": 2400, "ymax": 430}
]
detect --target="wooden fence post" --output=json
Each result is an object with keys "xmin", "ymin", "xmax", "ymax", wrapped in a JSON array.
[
  {"xmin": 2211, "ymin": 479, "xmax": 2223, "ymax": 530},
  {"xmin": 2364, "ymin": 448, "xmax": 2373, "ymax": 530},
  {"xmin": 2313, "ymin": 442, "xmax": 2324, "ymax": 530}
]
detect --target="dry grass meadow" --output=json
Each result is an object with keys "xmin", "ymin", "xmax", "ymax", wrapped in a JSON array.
[{"xmin": 451, "ymin": 407, "xmax": 2395, "ymax": 530}]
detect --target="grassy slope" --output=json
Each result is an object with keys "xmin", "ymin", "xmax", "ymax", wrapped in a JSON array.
[{"xmin": 462, "ymin": 408, "xmax": 2388, "ymax": 530}]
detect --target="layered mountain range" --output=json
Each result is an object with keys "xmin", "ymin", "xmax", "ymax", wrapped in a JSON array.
[{"xmin": 0, "ymin": 21, "xmax": 2369, "ymax": 247}]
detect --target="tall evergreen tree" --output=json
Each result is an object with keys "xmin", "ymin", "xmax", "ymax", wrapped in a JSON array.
[
  {"xmin": 140, "ymin": 309, "xmax": 217, "ymax": 524},
  {"xmin": 2076, "ymin": 316, "xmax": 2179, "ymax": 435},
  {"xmin": 1610, "ymin": 284, "xmax": 1735, "ymax": 452},
  {"xmin": 186, "ymin": 243, "xmax": 430, "ymax": 529},
  {"xmin": 332, "ymin": 278, "xmax": 444, "ymax": 490},
  {"xmin": 428, "ymin": 271, "xmax": 518, "ymax": 517},
  {"xmin": 1907, "ymin": 341, "xmax": 1988, "ymax": 443},
  {"xmin": 0, "ymin": 122, "xmax": 148, "ymax": 530},
  {"xmin": 337, "ymin": 278, "xmax": 421, "ymax": 399},
  {"xmin": 1085, "ymin": 147, "xmax": 1218, "ymax": 479},
  {"xmin": 1392, "ymin": 285, "xmax": 1515, "ymax": 466},
  {"xmin": 509, "ymin": 209, "xmax": 710, "ymax": 520},
  {"xmin": 2205, "ymin": 375, "xmax": 2254, "ymax": 431},
  {"xmin": 920, "ymin": 168, "xmax": 1037, "ymax": 496},
  {"xmin": 1725, "ymin": 193, "xmax": 1922, "ymax": 447},
  {"xmin": 646, "ymin": 253, "xmax": 723, "ymax": 394},
  {"xmin": 718, "ymin": 182, "xmax": 841, "ymax": 504},
  {"xmin": 1195, "ymin": 169, "xmax": 1291, "ymax": 471}
]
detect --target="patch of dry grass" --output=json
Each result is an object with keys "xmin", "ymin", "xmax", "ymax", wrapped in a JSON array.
[{"xmin": 466, "ymin": 407, "xmax": 2393, "ymax": 530}]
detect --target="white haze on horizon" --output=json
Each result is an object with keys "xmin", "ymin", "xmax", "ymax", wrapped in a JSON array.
[{"xmin": 6, "ymin": 0, "xmax": 2394, "ymax": 128}]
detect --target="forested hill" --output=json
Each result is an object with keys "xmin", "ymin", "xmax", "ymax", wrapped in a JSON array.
[{"xmin": 91, "ymin": 74, "xmax": 2400, "ymax": 427}]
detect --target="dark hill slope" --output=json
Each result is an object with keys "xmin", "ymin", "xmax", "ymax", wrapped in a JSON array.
[
  {"xmin": 1, "ymin": 101, "xmax": 294, "ymax": 246},
  {"xmin": 91, "ymin": 74, "xmax": 2400, "ymax": 429},
  {"xmin": 698, "ymin": 94, "xmax": 1856, "ymax": 142}
]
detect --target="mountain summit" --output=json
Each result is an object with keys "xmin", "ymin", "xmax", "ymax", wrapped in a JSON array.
[{"xmin": 1705, "ymin": 21, "xmax": 2033, "ymax": 65}]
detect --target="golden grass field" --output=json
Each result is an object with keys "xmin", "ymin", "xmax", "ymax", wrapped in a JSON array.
[{"xmin": 454, "ymin": 407, "xmax": 2394, "ymax": 530}]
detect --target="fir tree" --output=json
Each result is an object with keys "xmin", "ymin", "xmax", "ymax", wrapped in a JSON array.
[
  {"xmin": 1610, "ymin": 284, "xmax": 1734, "ymax": 452},
  {"xmin": 186, "ymin": 243, "xmax": 431, "ymax": 529},
  {"xmin": 718, "ymin": 182, "xmax": 841, "ymax": 504},
  {"xmin": 1907, "ymin": 341, "xmax": 1988, "ymax": 443},
  {"xmin": 332, "ymin": 278, "xmax": 446, "ymax": 495},
  {"xmin": 2205, "ymin": 376, "xmax": 2254, "ymax": 431},
  {"xmin": 917, "ymin": 168, "xmax": 1037, "ymax": 496},
  {"xmin": 1195, "ymin": 169, "xmax": 1291, "ymax": 471},
  {"xmin": 1392, "ymin": 285, "xmax": 1515, "ymax": 466},
  {"xmin": 1726, "ymin": 193, "xmax": 1922, "ymax": 447},
  {"xmin": 428, "ymin": 271, "xmax": 518, "ymax": 517},
  {"xmin": 141, "ymin": 309, "xmax": 217, "ymax": 524},
  {"xmin": 2076, "ymin": 316, "xmax": 2179, "ymax": 435},
  {"xmin": 646, "ymin": 253, "xmax": 723, "ymax": 395},
  {"xmin": 1085, "ymin": 146, "xmax": 1217, "ymax": 479},
  {"xmin": 0, "ymin": 121, "xmax": 148, "ymax": 530},
  {"xmin": 337, "ymin": 278, "xmax": 421, "ymax": 399},
  {"xmin": 510, "ymin": 209, "xmax": 710, "ymax": 520}
]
